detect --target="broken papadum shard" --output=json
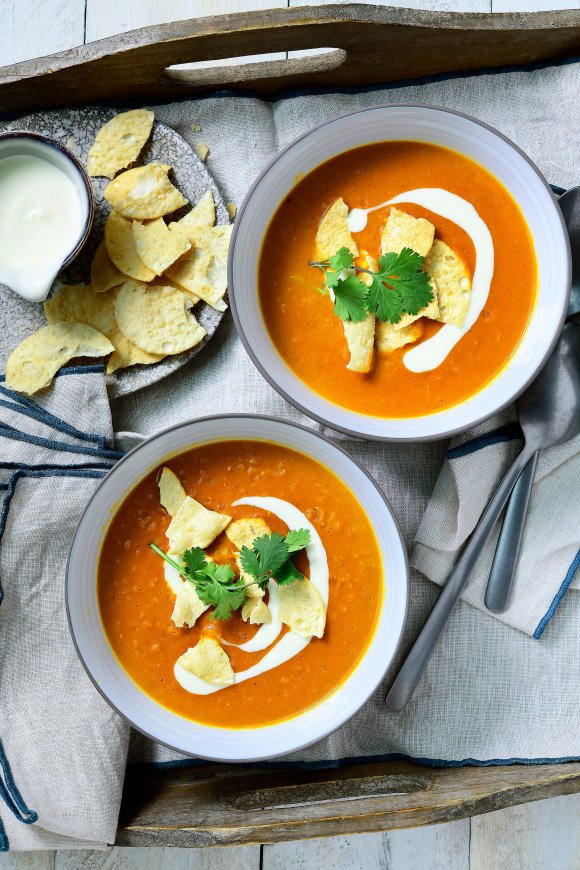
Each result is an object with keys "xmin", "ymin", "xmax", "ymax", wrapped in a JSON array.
[
  {"xmin": 176, "ymin": 637, "xmax": 234, "ymax": 686},
  {"xmin": 423, "ymin": 239, "xmax": 472, "ymax": 327},
  {"xmin": 166, "ymin": 495, "xmax": 231, "ymax": 554},
  {"xmin": 241, "ymin": 598, "xmax": 272, "ymax": 625},
  {"xmin": 170, "ymin": 190, "xmax": 216, "ymax": 235},
  {"xmin": 380, "ymin": 207, "xmax": 441, "ymax": 329},
  {"xmin": 44, "ymin": 282, "xmax": 164, "ymax": 374},
  {"xmin": 114, "ymin": 280, "xmax": 207, "ymax": 356},
  {"xmin": 104, "ymin": 163, "xmax": 188, "ymax": 220},
  {"xmin": 225, "ymin": 517, "xmax": 271, "ymax": 549},
  {"xmin": 394, "ymin": 278, "xmax": 440, "ymax": 331},
  {"xmin": 171, "ymin": 584, "xmax": 209, "ymax": 629},
  {"xmin": 227, "ymin": 518, "xmax": 272, "ymax": 601},
  {"xmin": 342, "ymin": 253, "xmax": 377, "ymax": 374},
  {"xmin": 5, "ymin": 322, "xmax": 113, "ymax": 395},
  {"xmin": 166, "ymin": 223, "xmax": 232, "ymax": 310},
  {"xmin": 375, "ymin": 319, "xmax": 424, "ymax": 354},
  {"xmin": 90, "ymin": 241, "xmax": 126, "ymax": 294},
  {"xmin": 278, "ymin": 578, "xmax": 326, "ymax": 639},
  {"xmin": 158, "ymin": 467, "xmax": 186, "ymax": 517},
  {"xmin": 103, "ymin": 164, "xmax": 171, "ymax": 207},
  {"xmin": 315, "ymin": 198, "xmax": 375, "ymax": 373},
  {"xmin": 105, "ymin": 211, "xmax": 156, "ymax": 282},
  {"xmin": 381, "ymin": 207, "xmax": 434, "ymax": 258},
  {"xmin": 132, "ymin": 217, "xmax": 191, "ymax": 275},
  {"xmin": 87, "ymin": 108, "xmax": 154, "ymax": 179},
  {"xmin": 316, "ymin": 198, "xmax": 359, "ymax": 261}
]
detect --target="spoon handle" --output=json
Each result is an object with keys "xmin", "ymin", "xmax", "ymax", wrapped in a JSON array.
[
  {"xmin": 484, "ymin": 451, "xmax": 539, "ymax": 613},
  {"xmin": 386, "ymin": 446, "xmax": 533, "ymax": 712}
]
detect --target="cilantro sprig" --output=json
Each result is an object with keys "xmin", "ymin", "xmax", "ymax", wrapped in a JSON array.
[
  {"xmin": 310, "ymin": 246, "xmax": 433, "ymax": 324},
  {"xmin": 239, "ymin": 528, "xmax": 310, "ymax": 588},
  {"xmin": 150, "ymin": 527, "xmax": 310, "ymax": 622}
]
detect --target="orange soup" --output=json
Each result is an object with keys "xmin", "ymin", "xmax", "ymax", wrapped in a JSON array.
[
  {"xmin": 259, "ymin": 142, "xmax": 537, "ymax": 417},
  {"xmin": 98, "ymin": 441, "xmax": 383, "ymax": 728}
]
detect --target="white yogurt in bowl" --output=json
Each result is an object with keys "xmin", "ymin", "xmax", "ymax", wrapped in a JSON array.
[{"xmin": 0, "ymin": 133, "xmax": 93, "ymax": 302}]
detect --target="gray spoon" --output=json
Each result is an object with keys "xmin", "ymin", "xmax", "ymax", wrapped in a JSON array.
[
  {"xmin": 386, "ymin": 321, "xmax": 580, "ymax": 711},
  {"xmin": 485, "ymin": 186, "xmax": 580, "ymax": 613}
]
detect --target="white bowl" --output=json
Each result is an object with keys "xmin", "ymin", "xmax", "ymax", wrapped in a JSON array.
[
  {"xmin": 229, "ymin": 104, "xmax": 570, "ymax": 441},
  {"xmin": 0, "ymin": 130, "xmax": 93, "ymax": 301},
  {"xmin": 66, "ymin": 415, "xmax": 408, "ymax": 761}
]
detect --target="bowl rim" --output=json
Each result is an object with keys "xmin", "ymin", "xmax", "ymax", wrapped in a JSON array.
[
  {"xmin": 65, "ymin": 413, "xmax": 410, "ymax": 760},
  {"xmin": 228, "ymin": 102, "xmax": 571, "ymax": 443},
  {"xmin": 0, "ymin": 129, "xmax": 94, "ymax": 269}
]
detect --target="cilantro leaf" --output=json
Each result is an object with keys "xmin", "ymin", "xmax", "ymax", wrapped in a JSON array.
[
  {"xmin": 378, "ymin": 247, "xmax": 425, "ymax": 280},
  {"xmin": 397, "ymin": 275, "xmax": 434, "ymax": 315},
  {"xmin": 324, "ymin": 269, "xmax": 341, "ymax": 290},
  {"xmin": 274, "ymin": 559, "xmax": 305, "ymax": 586},
  {"xmin": 196, "ymin": 564, "xmax": 247, "ymax": 621},
  {"xmin": 240, "ymin": 532, "xmax": 289, "ymax": 588},
  {"xmin": 181, "ymin": 546, "xmax": 207, "ymax": 578},
  {"xmin": 239, "ymin": 528, "xmax": 311, "ymax": 589},
  {"xmin": 367, "ymin": 275, "xmax": 403, "ymax": 323},
  {"xmin": 332, "ymin": 274, "xmax": 369, "ymax": 323},
  {"xmin": 284, "ymin": 528, "xmax": 311, "ymax": 554},
  {"xmin": 367, "ymin": 247, "xmax": 433, "ymax": 323},
  {"xmin": 328, "ymin": 247, "xmax": 354, "ymax": 272},
  {"xmin": 239, "ymin": 544, "xmax": 261, "ymax": 580}
]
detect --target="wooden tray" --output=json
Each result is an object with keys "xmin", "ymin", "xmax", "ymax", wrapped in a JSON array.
[
  {"xmin": 117, "ymin": 759, "xmax": 580, "ymax": 847},
  {"xmin": 0, "ymin": 5, "xmax": 579, "ymax": 113},
  {"xmin": 1, "ymin": 4, "xmax": 578, "ymax": 846}
]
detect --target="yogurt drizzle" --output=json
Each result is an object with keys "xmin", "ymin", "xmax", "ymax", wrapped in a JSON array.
[
  {"xmin": 347, "ymin": 188, "xmax": 494, "ymax": 372},
  {"xmin": 174, "ymin": 497, "xmax": 329, "ymax": 696}
]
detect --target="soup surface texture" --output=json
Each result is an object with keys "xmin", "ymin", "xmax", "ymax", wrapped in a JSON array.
[
  {"xmin": 98, "ymin": 441, "xmax": 384, "ymax": 728},
  {"xmin": 259, "ymin": 141, "xmax": 537, "ymax": 417}
]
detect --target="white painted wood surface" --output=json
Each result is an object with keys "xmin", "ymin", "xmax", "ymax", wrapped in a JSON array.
[{"xmin": 1, "ymin": 0, "xmax": 579, "ymax": 867}]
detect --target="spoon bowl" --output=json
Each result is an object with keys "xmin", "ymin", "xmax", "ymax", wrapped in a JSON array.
[{"xmin": 517, "ymin": 322, "xmax": 580, "ymax": 451}]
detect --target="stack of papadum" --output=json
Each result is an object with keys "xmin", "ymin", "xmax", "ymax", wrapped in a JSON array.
[
  {"xmin": 6, "ymin": 109, "xmax": 232, "ymax": 395},
  {"xmin": 315, "ymin": 199, "xmax": 472, "ymax": 373}
]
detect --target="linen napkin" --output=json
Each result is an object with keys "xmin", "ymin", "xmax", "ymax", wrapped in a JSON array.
[
  {"xmin": 0, "ymin": 366, "xmax": 130, "ymax": 852},
  {"xmin": 411, "ymin": 410, "xmax": 580, "ymax": 637}
]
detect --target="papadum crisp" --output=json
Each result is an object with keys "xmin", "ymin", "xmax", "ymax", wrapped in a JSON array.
[
  {"xmin": 5, "ymin": 323, "xmax": 113, "ymax": 395},
  {"xmin": 87, "ymin": 108, "xmax": 154, "ymax": 179}
]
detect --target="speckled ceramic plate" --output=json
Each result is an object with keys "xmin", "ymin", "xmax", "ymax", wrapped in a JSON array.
[{"xmin": 0, "ymin": 107, "xmax": 229, "ymax": 398}]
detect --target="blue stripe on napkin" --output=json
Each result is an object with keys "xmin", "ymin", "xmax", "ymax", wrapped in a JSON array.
[
  {"xmin": 0, "ymin": 739, "xmax": 38, "ymax": 852},
  {"xmin": 0, "ymin": 424, "xmax": 122, "ymax": 462},
  {"xmin": 0, "ymin": 390, "xmax": 108, "ymax": 449},
  {"xmin": 534, "ymin": 548, "xmax": 580, "ymax": 639},
  {"xmin": 446, "ymin": 422, "xmax": 521, "ymax": 459}
]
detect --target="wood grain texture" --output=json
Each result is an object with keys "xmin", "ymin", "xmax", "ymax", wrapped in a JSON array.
[
  {"xmin": 0, "ymin": 0, "xmax": 84, "ymax": 66},
  {"xmin": 264, "ymin": 818, "xmax": 470, "ymax": 869},
  {"xmin": 493, "ymin": 0, "xmax": 577, "ymax": 9},
  {"xmin": 1, "ymin": 5, "xmax": 579, "ymax": 113},
  {"xmin": 0, "ymin": 854, "xmax": 54, "ymax": 869},
  {"xmin": 53, "ymin": 845, "xmax": 259, "ymax": 868},
  {"xmin": 470, "ymin": 792, "xmax": 580, "ymax": 870},
  {"xmin": 114, "ymin": 759, "xmax": 580, "ymax": 847},
  {"xmin": 85, "ymin": 0, "xmax": 287, "ymax": 65}
]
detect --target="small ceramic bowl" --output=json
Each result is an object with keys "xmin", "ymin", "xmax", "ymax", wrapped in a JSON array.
[
  {"xmin": 66, "ymin": 415, "xmax": 408, "ymax": 761},
  {"xmin": 0, "ymin": 131, "xmax": 93, "ymax": 300},
  {"xmin": 229, "ymin": 104, "xmax": 571, "ymax": 442}
]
